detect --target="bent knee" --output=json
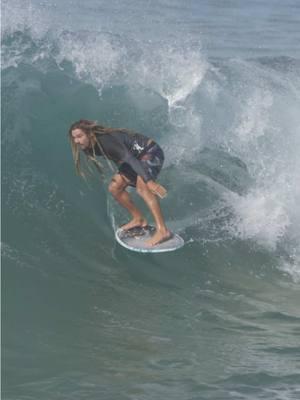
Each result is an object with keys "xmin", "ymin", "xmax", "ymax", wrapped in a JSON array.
[
  {"xmin": 108, "ymin": 175, "xmax": 126, "ymax": 196},
  {"xmin": 108, "ymin": 181, "xmax": 121, "ymax": 196}
]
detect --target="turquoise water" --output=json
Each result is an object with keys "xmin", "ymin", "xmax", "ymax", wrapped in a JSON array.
[{"xmin": 2, "ymin": 1, "xmax": 300, "ymax": 399}]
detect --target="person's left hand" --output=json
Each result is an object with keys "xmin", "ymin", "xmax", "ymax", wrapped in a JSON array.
[{"xmin": 147, "ymin": 180, "xmax": 167, "ymax": 199}]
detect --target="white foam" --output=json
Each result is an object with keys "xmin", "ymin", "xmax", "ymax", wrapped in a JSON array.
[
  {"xmin": 279, "ymin": 257, "xmax": 300, "ymax": 284},
  {"xmin": 56, "ymin": 32, "xmax": 126, "ymax": 91},
  {"xmin": 131, "ymin": 42, "xmax": 208, "ymax": 109},
  {"xmin": 209, "ymin": 59, "xmax": 300, "ymax": 256},
  {"xmin": 234, "ymin": 88, "xmax": 274, "ymax": 144},
  {"xmin": 226, "ymin": 187, "xmax": 291, "ymax": 250},
  {"xmin": 2, "ymin": 0, "xmax": 50, "ymax": 38}
]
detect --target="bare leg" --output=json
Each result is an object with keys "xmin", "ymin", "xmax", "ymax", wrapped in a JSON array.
[
  {"xmin": 108, "ymin": 174, "xmax": 147, "ymax": 230},
  {"xmin": 136, "ymin": 177, "xmax": 171, "ymax": 246}
]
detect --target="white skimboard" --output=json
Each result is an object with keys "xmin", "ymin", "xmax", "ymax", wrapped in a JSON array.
[{"xmin": 115, "ymin": 225, "xmax": 184, "ymax": 253}]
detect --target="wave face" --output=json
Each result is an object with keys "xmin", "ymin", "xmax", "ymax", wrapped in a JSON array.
[{"xmin": 2, "ymin": 1, "xmax": 300, "ymax": 399}]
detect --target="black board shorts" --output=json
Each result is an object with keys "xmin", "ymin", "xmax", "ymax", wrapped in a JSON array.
[{"xmin": 118, "ymin": 143, "xmax": 164, "ymax": 187}]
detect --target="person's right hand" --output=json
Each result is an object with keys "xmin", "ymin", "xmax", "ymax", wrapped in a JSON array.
[{"xmin": 147, "ymin": 180, "xmax": 167, "ymax": 199}]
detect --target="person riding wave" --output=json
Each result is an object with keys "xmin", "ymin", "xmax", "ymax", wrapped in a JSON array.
[{"xmin": 69, "ymin": 119, "xmax": 171, "ymax": 246}]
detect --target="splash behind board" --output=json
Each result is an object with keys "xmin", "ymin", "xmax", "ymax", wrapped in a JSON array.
[{"xmin": 115, "ymin": 225, "xmax": 184, "ymax": 253}]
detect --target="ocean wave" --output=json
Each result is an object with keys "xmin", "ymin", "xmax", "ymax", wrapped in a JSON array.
[{"xmin": 2, "ymin": 27, "xmax": 300, "ymax": 281}]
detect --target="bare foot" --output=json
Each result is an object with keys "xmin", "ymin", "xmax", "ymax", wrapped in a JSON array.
[
  {"xmin": 146, "ymin": 229, "xmax": 172, "ymax": 247},
  {"xmin": 120, "ymin": 217, "xmax": 148, "ymax": 231}
]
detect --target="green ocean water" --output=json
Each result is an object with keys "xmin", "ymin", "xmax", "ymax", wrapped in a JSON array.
[{"xmin": 2, "ymin": 1, "xmax": 300, "ymax": 399}]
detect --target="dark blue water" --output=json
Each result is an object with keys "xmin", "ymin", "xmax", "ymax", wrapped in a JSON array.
[{"xmin": 2, "ymin": 1, "xmax": 300, "ymax": 399}]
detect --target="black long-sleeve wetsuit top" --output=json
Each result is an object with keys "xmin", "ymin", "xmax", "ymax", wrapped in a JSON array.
[{"xmin": 85, "ymin": 130, "xmax": 153, "ymax": 182}]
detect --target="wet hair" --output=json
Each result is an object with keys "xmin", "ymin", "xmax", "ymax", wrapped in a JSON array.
[{"xmin": 68, "ymin": 119, "xmax": 127, "ymax": 179}]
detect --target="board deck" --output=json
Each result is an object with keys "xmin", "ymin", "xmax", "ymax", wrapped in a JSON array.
[{"xmin": 115, "ymin": 225, "xmax": 184, "ymax": 253}]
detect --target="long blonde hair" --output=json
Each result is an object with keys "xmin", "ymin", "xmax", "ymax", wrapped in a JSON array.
[{"xmin": 68, "ymin": 119, "xmax": 126, "ymax": 179}]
